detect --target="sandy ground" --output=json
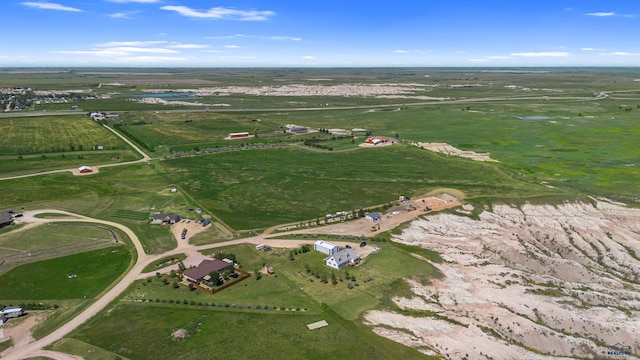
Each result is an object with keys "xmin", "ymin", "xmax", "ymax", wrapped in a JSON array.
[
  {"xmin": 1, "ymin": 314, "xmax": 39, "ymax": 357},
  {"xmin": 286, "ymin": 195, "xmax": 461, "ymax": 237},
  {"xmin": 364, "ymin": 199, "xmax": 640, "ymax": 359},
  {"xmin": 414, "ymin": 142, "xmax": 498, "ymax": 162}
]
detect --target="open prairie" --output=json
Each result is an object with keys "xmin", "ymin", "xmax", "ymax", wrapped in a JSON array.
[{"xmin": 1, "ymin": 67, "xmax": 640, "ymax": 360}]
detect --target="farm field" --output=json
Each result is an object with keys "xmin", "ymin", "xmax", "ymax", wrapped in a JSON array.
[{"xmin": 1, "ymin": 67, "xmax": 640, "ymax": 360}]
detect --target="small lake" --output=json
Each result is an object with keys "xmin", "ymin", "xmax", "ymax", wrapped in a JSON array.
[
  {"xmin": 127, "ymin": 92, "xmax": 197, "ymax": 101},
  {"xmin": 517, "ymin": 116, "xmax": 550, "ymax": 121}
]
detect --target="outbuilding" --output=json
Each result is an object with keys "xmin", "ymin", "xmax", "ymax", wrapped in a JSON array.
[
  {"xmin": 2, "ymin": 306, "xmax": 24, "ymax": 319},
  {"xmin": 314, "ymin": 240, "xmax": 339, "ymax": 256},
  {"xmin": 227, "ymin": 132, "xmax": 250, "ymax": 139},
  {"xmin": 366, "ymin": 212, "xmax": 381, "ymax": 222}
]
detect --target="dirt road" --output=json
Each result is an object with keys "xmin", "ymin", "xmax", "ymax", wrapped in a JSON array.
[{"xmin": 3, "ymin": 195, "xmax": 460, "ymax": 359}]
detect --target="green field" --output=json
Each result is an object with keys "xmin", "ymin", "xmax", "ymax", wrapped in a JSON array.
[
  {"xmin": 2, "ymin": 67, "xmax": 640, "ymax": 359},
  {"xmin": 161, "ymin": 144, "xmax": 563, "ymax": 230},
  {"xmin": 0, "ymin": 246, "xmax": 131, "ymax": 299},
  {"xmin": 0, "ymin": 115, "xmax": 125, "ymax": 155},
  {"xmin": 0, "ymin": 222, "xmax": 117, "ymax": 256},
  {"xmin": 68, "ymin": 302, "xmax": 431, "ymax": 360}
]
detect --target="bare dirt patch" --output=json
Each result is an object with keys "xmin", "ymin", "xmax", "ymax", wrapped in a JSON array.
[
  {"xmin": 365, "ymin": 200, "xmax": 640, "ymax": 359},
  {"xmin": 0, "ymin": 313, "xmax": 43, "ymax": 357},
  {"xmin": 414, "ymin": 142, "xmax": 498, "ymax": 162}
]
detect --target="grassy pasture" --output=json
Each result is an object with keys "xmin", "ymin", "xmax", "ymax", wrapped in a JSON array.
[
  {"xmin": 69, "ymin": 302, "xmax": 431, "ymax": 360},
  {"xmin": 0, "ymin": 246, "xmax": 131, "ymax": 300},
  {"xmin": 0, "ymin": 223, "xmax": 116, "ymax": 256},
  {"xmin": 161, "ymin": 144, "xmax": 562, "ymax": 230}
]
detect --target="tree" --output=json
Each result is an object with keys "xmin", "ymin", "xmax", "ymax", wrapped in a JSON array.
[
  {"xmin": 209, "ymin": 271, "xmax": 221, "ymax": 286},
  {"xmin": 289, "ymin": 251, "xmax": 295, "ymax": 261},
  {"xmin": 331, "ymin": 272, "xmax": 337, "ymax": 285}
]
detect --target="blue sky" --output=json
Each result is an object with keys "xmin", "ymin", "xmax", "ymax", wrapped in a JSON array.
[{"xmin": 2, "ymin": 0, "xmax": 639, "ymax": 67}]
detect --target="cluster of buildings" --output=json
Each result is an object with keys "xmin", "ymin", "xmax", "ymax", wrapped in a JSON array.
[
  {"xmin": 365, "ymin": 136, "xmax": 390, "ymax": 145},
  {"xmin": 152, "ymin": 213, "xmax": 181, "ymax": 225},
  {"xmin": 313, "ymin": 240, "xmax": 361, "ymax": 270},
  {"xmin": 90, "ymin": 112, "xmax": 119, "ymax": 121}
]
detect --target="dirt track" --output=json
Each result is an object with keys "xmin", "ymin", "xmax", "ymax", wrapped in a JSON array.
[{"xmin": 1, "ymin": 194, "xmax": 462, "ymax": 359}]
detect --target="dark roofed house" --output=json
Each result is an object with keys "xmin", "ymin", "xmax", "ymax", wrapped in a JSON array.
[
  {"xmin": 0, "ymin": 212, "xmax": 13, "ymax": 228},
  {"xmin": 183, "ymin": 259, "xmax": 233, "ymax": 283},
  {"xmin": 152, "ymin": 213, "xmax": 181, "ymax": 224}
]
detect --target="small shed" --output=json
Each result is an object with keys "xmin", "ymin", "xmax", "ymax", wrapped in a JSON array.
[
  {"xmin": 78, "ymin": 166, "xmax": 93, "ymax": 173},
  {"xmin": 366, "ymin": 212, "xmax": 381, "ymax": 222}
]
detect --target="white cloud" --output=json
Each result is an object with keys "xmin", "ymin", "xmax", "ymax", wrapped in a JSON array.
[
  {"xmin": 487, "ymin": 55, "xmax": 513, "ymax": 59},
  {"xmin": 224, "ymin": 45, "xmax": 240, "ymax": 49},
  {"xmin": 585, "ymin": 11, "xmax": 635, "ymax": 18},
  {"xmin": 599, "ymin": 52, "xmax": 640, "ymax": 56},
  {"xmin": 586, "ymin": 12, "xmax": 615, "ymax": 17},
  {"xmin": 96, "ymin": 41, "xmax": 167, "ymax": 47},
  {"xmin": 168, "ymin": 44, "xmax": 209, "ymax": 49},
  {"xmin": 109, "ymin": 11, "xmax": 138, "ymax": 19},
  {"xmin": 22, "ymin": 2, "xmax": 82, "ymax": 12},
  {"xmin": 161, "ymin": 6, "xmax": 274, "ymax": 21},
  {"xmin": 394, "ymin": 50, "xmax": 408, "ymax": 53},
  {"xmin": 468, "ymin": 58, "xmax": 487, "ymax": 62},
  {"xmin": 269, "ymin": 36, "xmax": 301, "ymax": 41},
  {"xmin": 303, "ymin": 56, "xmax": 315, "ymax": 59},
  {"xmin": 106, "ymin": 47, "xmax": 178, "ymax": 54},
  {"xmin": 511, "ymin": 52, "xmax": 570, "ymax": 57},
  {"xmin": 52, "ymin": 49, "xmax": 130, "ymax": 56}
]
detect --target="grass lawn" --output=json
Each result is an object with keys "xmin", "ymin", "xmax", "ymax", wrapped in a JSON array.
[
  {"xmin": 69, "ymin": 302, "xmax": 432, "ymax": 360},
  {"xmin": 0, "ymin": 246, "xmax": 131, "ymax": 300}
]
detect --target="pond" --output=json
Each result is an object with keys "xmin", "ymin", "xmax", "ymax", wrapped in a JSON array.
[
  {"xmin": 517, "ymin": 116, "xmax": 550, "ymax": 121},
  {"xmin": 126, "ymin": 92, "xmax": 196, "ymax": 101}
]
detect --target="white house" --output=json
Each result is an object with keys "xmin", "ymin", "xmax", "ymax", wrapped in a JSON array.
[
  {"xmin": 1, "ymin": 306, "xmax": 24, "ymax": 319},
  {"xmin": 325, "ymin": 249, "xmax": 361, "ymax": 270},
  {"xmin": 365, "ymin": 212, "xmax": 381, "ymax": 222},
  {"xmin": 314, "ymin": 240, "xmax": 339, "ymax": 256}
]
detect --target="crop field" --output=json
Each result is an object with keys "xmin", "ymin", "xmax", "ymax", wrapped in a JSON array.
[
  {"xmin": 0, "ymin": 115, "xmax": 125, "ymax": 155},
  {"xmin": 0, "ymin": 246, "xmax": 130, "ymax": 299}
]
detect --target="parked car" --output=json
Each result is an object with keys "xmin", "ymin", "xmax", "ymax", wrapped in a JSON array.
[{"xmin": 359, "ymin": 241, "xmax": 367, "ymax": 248}]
